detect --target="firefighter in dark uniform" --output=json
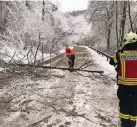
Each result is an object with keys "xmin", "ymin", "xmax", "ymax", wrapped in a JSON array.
[
  {"xmin": 65, "ymin": 47, "xmax": 75, "ymax": 71},
  {"xmin": 110, "ymin": 32, "xmax": 137, "ymax": 127}
]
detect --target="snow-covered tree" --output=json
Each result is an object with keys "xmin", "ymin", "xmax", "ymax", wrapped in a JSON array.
[{"xmin": 87, "ymin": 1, "xmax": 137, "ymax": 53}]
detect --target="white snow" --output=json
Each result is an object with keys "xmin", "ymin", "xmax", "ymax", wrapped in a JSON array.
[{"xmin": 85, "ymin": 46, "xmax": 116, "ymax": 78}]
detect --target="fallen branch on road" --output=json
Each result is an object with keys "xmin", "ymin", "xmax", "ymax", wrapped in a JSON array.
[
  {"xmin": 78, "ymin": 60, "xmax": 93, "ymax": 69},
  {"xmin": 11, "ymin": 64, "xmax": 104, "ymax": 74}
]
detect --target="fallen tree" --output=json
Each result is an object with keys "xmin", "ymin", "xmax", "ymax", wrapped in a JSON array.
[{"xmin": 2, "ymin": 62, "xmax": 104, "ymax": 75}]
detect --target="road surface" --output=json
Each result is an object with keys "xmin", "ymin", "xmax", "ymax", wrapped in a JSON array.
[{"xmin": 0, "ymin": 46, "xmax": 118, "ymax": 127}]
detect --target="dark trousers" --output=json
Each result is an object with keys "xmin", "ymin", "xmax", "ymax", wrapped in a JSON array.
[
  {"xmin": 68, "ymin": 55, "xmax": 75, "ymax": 70},
  {"xmin": 68, "ymin": 59, "xmax": 75, "ymax": 69},
  {"xmin": 117, "ymin": 85, "xmax": 137, "ymax": 127}
]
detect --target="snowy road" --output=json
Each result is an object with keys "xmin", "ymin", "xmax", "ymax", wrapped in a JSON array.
[{"xmin": 0, "ymin": 46, "xmax": 118, "ymax": 127}]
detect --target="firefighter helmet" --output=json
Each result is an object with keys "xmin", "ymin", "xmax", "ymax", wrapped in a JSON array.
[{"xmin": 123, "ymin": 32, "xmax": 137, "ymax": 44}]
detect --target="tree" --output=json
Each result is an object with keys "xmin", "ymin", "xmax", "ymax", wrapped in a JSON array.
[
  {"xmin": 87, "ymin": 1, "xmax": 115, "ymax": 51},
  {"xmin": 0, "ymin": 1, "xmax": 6, "ymax": 34},
  {"xmin": 119, "ymin": 1, "xmax": 128, "ymax": 47},
  {"xmin": 42, "ymin": 0, "xmax": 45, "ymax": 21},
  {"xmin": 87, "ymin": 1, "xmax": 137, "ymax": 52}
]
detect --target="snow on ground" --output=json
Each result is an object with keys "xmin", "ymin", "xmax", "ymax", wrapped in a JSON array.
[
  {"xmin": 85, "ymin": 46, "xmax": 116, "ymax": 78},
  {"xmin": 0, "ymin": 46, "xmax": 118, "ymax": 127}
]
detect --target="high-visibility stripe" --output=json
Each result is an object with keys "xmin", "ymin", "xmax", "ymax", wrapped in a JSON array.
[
  {"xmin": 118, "ymin": 111, "xmax": 137, "ymax": 121},
  {"xmin": 118, "ymin": 80, "xmax": 137, "ymax": 84},
  {"xmin": 121, "ymin": 60, "xmax": 125, "ymax": 78},
  {"xmin": 118, "ymin": 76, "xmax": 137, "ymax": 85},
  {"xmin": 119, "ymin": 77, "xmax": 137, "ymax": 81},
  {"xmin": 130, "ymin": 118, "xmax": 136, "ymax": 121},
  {"xmin": 118, "ymin": 81, "xmax": 137, "ymax": 85},
  {"xmin": 119, "ymin": 112, "xmax": 130, "ymax": 117},
  {"xmin": 112, "ymin": 55, "xmax": 118, "ymax": 64},
  {"xmin": 118, "ymin": 97, "xmax": 137, "ymax": 121},
  {"xmin": 121, "ymin": 51, "xmax": 137, "ymax": 56},
  {"xmin": 119, "ymin": 79, "xmax": 137, "ymax": 82},
  {"xmin": 130, "ymin": 115, "xmax": 137, "ymax": 119},
  {"xmin": 123, "ymin": 60, "xmax": 125, "ymax": 78},
  {"xmin": 120, "ymin": 79, "xmax": 137, "ymax": 81},
  {"xmin": 130, "ymin": 115, "xmax": 137, "ymax": 121},
  {"xmin": 118, "ymin": 104, "xmax": 129, "ymax": 120},
  {"xmin": 118, "ymin": 76, "xmax": 137, "ymax": 80},
  {"xmin": 119, "ymin": 112, "xmax": 130, "ymax": 119},
  {"xmin": 120, "ymin": 115, "xmax": 129, "ymax": 119},
  {"xmin": 121, "ymin": 60, "xmax": 123, "ymax": 77}
]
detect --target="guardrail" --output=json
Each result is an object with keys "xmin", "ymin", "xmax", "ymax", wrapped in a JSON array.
[{"xmin": 89, "ymin": 46, "xmax": 112, "ymax": 61}]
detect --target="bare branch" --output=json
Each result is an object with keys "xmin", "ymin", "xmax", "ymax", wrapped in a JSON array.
[
  {"xmin": 78, "ymin": 60, "xmax": 92, "ymax": 69},
  {"xmin": 9, "ymin": 51, "xmax": 16, "ymax": 63},
  {"xmin": 34, "ymin": 33, "xmax": 41, "ymax": 66}
]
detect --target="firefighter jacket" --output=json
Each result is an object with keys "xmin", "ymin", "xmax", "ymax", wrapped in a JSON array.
[{"xmin": 110, "ymin": 42, "xmax": 137, "ymax": 86}]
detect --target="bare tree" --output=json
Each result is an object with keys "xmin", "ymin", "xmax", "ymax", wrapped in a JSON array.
[
  {"xmin": 87, "ymin": 1, "xmax": 115, "ymax": 51},
  {"xmin": 106, "ymin": 2, "xmax": 115, "ymax": 51},
  {"xmin": 42, "ymin": 0, "xmax": 45, "ymax": 21},
  {"xmin": 87, "ymin": 1, "xmax": 137, "ymax": 52},
  {"xmin": 0, "ymin": 1, "xmax": 6, "ymax": 34},
  {"xmin": 127, "ymin": 1, "xmax": 134, "ymax": 32},
  {"xmin": 115, "ymin": 1, "xmax": 119, "ymax": 49},
  {"xmin": 118, "ymin": 1, "xmax": 128, "ymax": 47}
]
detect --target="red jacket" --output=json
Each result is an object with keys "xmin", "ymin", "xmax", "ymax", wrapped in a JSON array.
[{"xmin": 65, "ymin": 49, "xmax": 74, "ymax": 56}]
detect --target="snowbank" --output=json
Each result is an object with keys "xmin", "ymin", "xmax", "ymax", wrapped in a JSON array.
[{"xmin": 85, "ymin": 46, "xmax": 116, "ymax": 78}]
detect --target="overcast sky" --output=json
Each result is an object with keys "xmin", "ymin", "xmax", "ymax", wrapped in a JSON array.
[{"xmin": 51, "ymin": 0, "xmax": 89, "ymax": 12}]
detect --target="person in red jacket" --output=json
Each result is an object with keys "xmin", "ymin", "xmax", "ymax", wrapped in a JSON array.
[
  {"xmin": 65, "ymin": 47, "xmax": 75, "ymax": 71},
  {"xmin": 110, "ymin": 32, "xmax": 137, "ymax": 127}
]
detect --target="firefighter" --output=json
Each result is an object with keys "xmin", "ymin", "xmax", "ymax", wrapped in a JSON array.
[
  {"xmin": 109, "ymin": 32, "xmax": 137, "ymax": 127},
  {"xmin": 65, "ymin": 47, "xmax": 75, "ymax": 71}
]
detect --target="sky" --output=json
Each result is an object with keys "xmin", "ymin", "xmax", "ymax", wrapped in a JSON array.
[
  {"xmin": 51, "ymin": 0, "xmax": 89, "ymax": 12},
  {"xmin": 6, "ymin": 0, "xmax": 89, "ymax": 12}
]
